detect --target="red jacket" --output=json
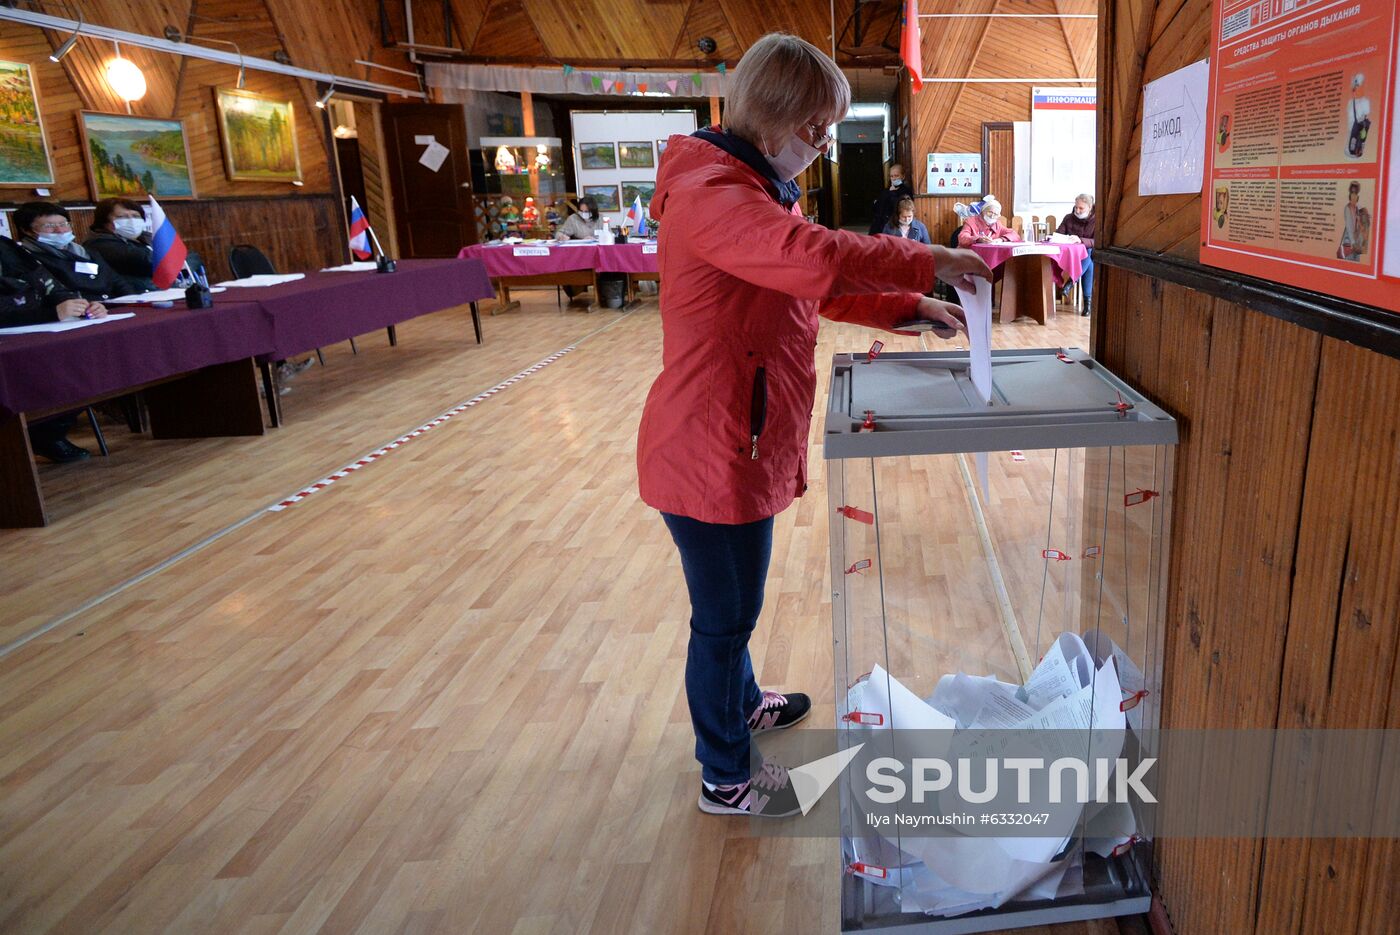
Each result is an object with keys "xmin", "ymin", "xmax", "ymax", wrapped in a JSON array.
[{"xmin": 636, "ymin": 134, "xmax": 937, "ymax": 524}]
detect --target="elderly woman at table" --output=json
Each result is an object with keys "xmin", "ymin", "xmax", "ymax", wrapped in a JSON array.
[
  {"xmin": 957, "ymin": 196, "xmax": 1020, "ymax": 246},
  {"xmin": 13, "ymin": 202, "xmax": 137, "ymax": 302},
  {"xmin": 0, "ymin": 236, "xmax": 106, "ymax": 463},
  {"xmin": 640, "ymin": 32, "xmax": 989, "ymax": 818},
  {"xmin": 554, "ymin": 196, "xmax": 600, "ymax": 242}
]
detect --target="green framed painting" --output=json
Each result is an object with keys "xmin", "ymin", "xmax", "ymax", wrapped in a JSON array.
[
  {"xmin": 621, "ymin": 181, "xmax": 656, "ymax": 208},
  {"xmin": 0, "ymin": 60, "xmax": 55, "ymax": 186},
  {"xmin": 213, "ymin": 87, "xmax": 302, "ymax": 183},
  {"xmin": 79, "ymin": 112, "xmax": 196, "ymax": 200},
  {"xmin": 617, "ymin": 141, "xmax": 653, "ymax": 168}
]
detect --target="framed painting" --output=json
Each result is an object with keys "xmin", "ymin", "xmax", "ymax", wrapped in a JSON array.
[
  {"xmin": 78, "ymin": 112, "xmax": 195, "ymax": 200},
  {"xmin": 213, "ymin": 87, "xmax": 302, "ymax": 183},
  {"xmin": 582, "ymin": 184, "xmax": 620, "ymax": 211},
  {"xmin": 579, "ymin": 142, "xmax": 616, "ymax": 170},
  {"xmin": 656, "ymin": 139, "xmax": 668, "ymax": 157},
  {"xmin": 0, "ymin": 60, "xmax": 55, "ymax": 186},
  {"xmin": 617, "ymin": 141, "xmax": 654, "ymax": 168},
  {"xmin": 621, "ymin": 180, "xmax": 656, "ymax": 208}
]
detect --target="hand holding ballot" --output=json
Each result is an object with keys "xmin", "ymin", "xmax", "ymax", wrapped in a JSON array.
[{"xmin": 929, "ymin": 245, "xmax": 993, "ymax": 292}]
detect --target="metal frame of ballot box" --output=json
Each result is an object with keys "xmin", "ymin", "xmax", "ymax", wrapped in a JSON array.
[{"xmin": 822, "ymin": 348, "xmax": 1177, "ymax": 934}]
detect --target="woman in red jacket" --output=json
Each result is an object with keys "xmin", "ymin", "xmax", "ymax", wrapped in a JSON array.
[{"xmin": 638, "ymin": 33, "xmax": 992, "ymax": 818}]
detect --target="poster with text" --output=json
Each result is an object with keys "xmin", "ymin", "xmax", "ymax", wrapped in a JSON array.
[{"xmin": 1201, "ymin": 0, "xmax": 1400, "ymax": 314}]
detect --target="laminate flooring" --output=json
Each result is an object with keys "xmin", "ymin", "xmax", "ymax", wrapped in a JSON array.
[{"xmin": 0, "ymin": 292, "xmax": 1122, "ymax": 934}]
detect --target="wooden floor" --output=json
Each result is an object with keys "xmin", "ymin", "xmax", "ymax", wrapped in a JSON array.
[{"xmin": 0, "ymin": 292, "xmax": 1118, "ymax": 935}]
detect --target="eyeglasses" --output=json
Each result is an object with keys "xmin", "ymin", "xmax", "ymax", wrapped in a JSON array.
[
  {"xmin": 33, "ymin": 220, "xmax": 71, "ymax": 232},
  {"xmin": 804, "ymin": 121, "xmax": 834, "ymax": 148}
]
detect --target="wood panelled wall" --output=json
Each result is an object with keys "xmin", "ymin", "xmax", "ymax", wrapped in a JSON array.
[
  {"xmin": 399, "ymin": 0, "xmax": 902, "ymax": 66},
  {"xmin": 1094, "ymin": 0, "xmax": 1400, "ymax": 931},
  {"xmin": 1097, "ymin": 0, "xmax": 1209, "ymax": 259},
  {"xmin": 0, "ymin": 0, "xmax": 415, "ymax": 274},
  {"xmin": 910, "ymin": 0, "xmax": 1095, "ymax": 158}
]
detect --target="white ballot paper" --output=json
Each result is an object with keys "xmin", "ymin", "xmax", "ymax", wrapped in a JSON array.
[
  {"xmin": 107, "ymin": 287, "xmax": 226, "ymax": 304},
  {"xmin": 214, "ymin": 273, "xmax": 306, "ymax": 287},
  {"xmin": 0, "ymin": 312, "xmax": 135, "ymax": 335},
  {"xmin": 953, "ymin": 275, "xmax": 994, "ymax": 497},
  {"xmin": 320, "ymin": 261, "xmax": 379, "ymax": 272}
]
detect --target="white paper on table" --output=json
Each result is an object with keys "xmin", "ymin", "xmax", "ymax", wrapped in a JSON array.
[
  {"xmin": 0, "ymin": 312, "xmax": 135, "ymax": 334},
  {"xmin": 419, "ymin": 140, "xmax": 450, "ymax": 172},
  {"xmin": 320, "ymin": 261, "xmax": 379, "ymax": 272},
  {"xmin": 106, "ymin": 287, "xmax": 227, "ymax": 304},
  {"xmin": 1047, "ymin": 232, "xmax": 1079, "ymax": 244},
  {"xmin": 213, "ymin": 273, "xmax": 306, "ymax": 287}
]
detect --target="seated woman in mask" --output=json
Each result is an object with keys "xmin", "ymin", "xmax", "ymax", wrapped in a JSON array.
[
  {"xmin": 553, "ymin": 196, "xmax": 600, "ymax": 241},
  {"xmin": 956, "ymin": 196, "xmax": 1020, "ymax": 246},
  {"xmin": 13, "ymin": 202, "xmax": 137, "ymax": 301},
  {"xmin": 82, "ymin": 198, "xmax": 157, "ymax": 292},
  {"xmin": 880, "ymin": 197, "xmax": 931, "ymax": 243}
]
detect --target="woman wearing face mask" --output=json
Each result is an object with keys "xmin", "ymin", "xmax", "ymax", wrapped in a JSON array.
[
  {"xmin": 82, "ymin": 198, "xmax": 159, "ymax": 293},
  {"xmin": 640, "ymin": 32, "xmax": 991, "ymax": 818},
  {"xmin": 880, "ymin": 196, "xmax": 931, "ymax": 243},
  {"xmin": 554, "ymin": 196, "xmax": 600, "ymax": 242},
  {"xmin": 956, "ymin": 196, "xmax": 1020, "ymax": 247},
  {"xmin": 14, "ymin": 202, "xmax": 137, "ymax": 301},
  {"xmin": 868, "ymin": 161, "xmax": 915, "ymax": 235}
]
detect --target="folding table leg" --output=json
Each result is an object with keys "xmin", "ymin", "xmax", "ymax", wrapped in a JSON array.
[
  {"xmin": 259, "ymin": 361, "xmax": 282, "ymax": 428},
  {"xmin": 84, "ymin": 407, "xmax": 109, "ymax": 457},
  {"xmin": 387, "ymin": 326, "xmax": 398, "ymax": 347},
  {"xmin": 470, "ymin": 302, "xmax": 483, "ymax": 344}
]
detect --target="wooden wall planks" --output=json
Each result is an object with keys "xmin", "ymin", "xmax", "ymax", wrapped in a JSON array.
[{"xmin": 1093, "ymin": 262, "xmax": 1400, "ymax": 935}]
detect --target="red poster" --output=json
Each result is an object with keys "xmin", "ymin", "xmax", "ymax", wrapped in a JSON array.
[{"xmin": 1201, "ymin": 0, "xmax": 1400, "ymax": 314}]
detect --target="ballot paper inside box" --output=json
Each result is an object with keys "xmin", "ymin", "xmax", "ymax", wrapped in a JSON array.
[{"xmin": 822, "ymin": 348, "xmax": 1177, "ymax": 934}]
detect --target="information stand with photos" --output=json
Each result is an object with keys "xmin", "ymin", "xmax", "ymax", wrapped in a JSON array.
[{"xmin": 822, "ymin": 348, "xmax": 1176, "ymax": 933}]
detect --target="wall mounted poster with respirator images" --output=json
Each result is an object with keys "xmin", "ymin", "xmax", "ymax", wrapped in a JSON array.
[{"xmin": 1200, "ymin": 0, "xmax": 1400, "ymax": 315}]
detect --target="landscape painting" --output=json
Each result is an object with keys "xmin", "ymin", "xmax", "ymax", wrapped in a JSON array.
[
  {"xmin": 621, "ymin": 181, "xmax": 656, "ymax": 208},
  {"xmin": 0, "ymin": 60, "xmax": 55, "ymax": 186},
  {"xmin": 582, "ymin": 184, "xmax": 619, "ymax": 211},
  {"xmin": 213, "ymin": 87, "xmax": 302, "ymax": 182},
  {"xmin": 579, "ymin": 142, "xmax": 616, "ymax": 170},
  {"xmin": 79, "ymin": 112, "xmax": 195, "ymax": 200},
  {"xmin": 617, "ymin": 141, "xmax": 653, "ymax": 168}
]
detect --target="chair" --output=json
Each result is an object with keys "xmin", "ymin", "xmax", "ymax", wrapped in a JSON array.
[{"xmin": 227, "ymin": 244, "xmax": 363, "ymax": 362}]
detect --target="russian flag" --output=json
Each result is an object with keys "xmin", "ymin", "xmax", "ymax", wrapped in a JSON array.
[
  {"xmin": 901, "ymin": 0, "xmax": 922, "ymax": 93},
  {"xmin": 348, "ymin": 196, "xmax": 372, "ymax": 260},
  {"xmin": 625, "ymin": 195, "xmax": 646, "ymax": 236},
  {"xmin": 148, "ymin": 196, "xmax": 188, "ymax": 290}
]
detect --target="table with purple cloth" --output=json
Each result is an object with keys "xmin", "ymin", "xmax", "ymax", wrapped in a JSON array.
[
  {"xmin": 458, "ymin": 242, "xmax": 660, "ymax": 311},
  {"xmin": 0, "ymin": 302, "xmax": 273, "ymax": 527},
  {"xmin": 970, "ymin": 241, "xmax": 1089, "ymax": 325}
]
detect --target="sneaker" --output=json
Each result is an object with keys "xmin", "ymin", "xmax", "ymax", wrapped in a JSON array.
[
  {"xmin": 33, "ymin": 438, "xmax": 90, "ymax": 463},
  {"xmin": 698, "ymin": 759, "xmax": 802, "ymax": 817},
  {"xmin": 748, "ymin": 690, "xmax": 811, "ymax": 733}
]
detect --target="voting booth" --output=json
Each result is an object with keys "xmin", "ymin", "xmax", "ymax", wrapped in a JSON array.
[{"xmin": 822, "ymin": 348, "xmax": 1176, "ymax": 932}]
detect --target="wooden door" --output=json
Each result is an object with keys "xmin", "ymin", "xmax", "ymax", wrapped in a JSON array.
[
  {"xmin": 382, "ymin": 103, "xmax": 478, "ymax": 257},
  {"xmin": 982, "ymin": 122, "xmax": 1015, "ymax": 208}
]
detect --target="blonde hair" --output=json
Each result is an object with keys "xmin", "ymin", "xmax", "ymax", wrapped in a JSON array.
[{"xmin": 724, "ymin": 33, "xmax": 850, "ymax": 154}]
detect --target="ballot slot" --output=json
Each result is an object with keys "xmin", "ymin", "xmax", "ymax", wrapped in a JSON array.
[{"xmin": 824, "ymin": 351, "xmax": 1175, "ymax": 933}]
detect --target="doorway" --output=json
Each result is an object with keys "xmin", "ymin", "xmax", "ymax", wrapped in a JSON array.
[{"xmin": 839, "ymin": 142, "xmax": 884, "ymax": 230}]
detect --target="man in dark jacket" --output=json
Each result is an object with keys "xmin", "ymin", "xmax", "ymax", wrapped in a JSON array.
[
  {"xmin": 13, "ymin": 201, "xmax": 138, "ymax": 302},
  {"xmin": 868, "ymin": 162, "xmax": 916, "ymax": 235},
  {"xmin": 0, "ymin": 236, "xmax": 108, "ymax": 462},
  {"xmin": 1056, "ymin": 192, "xmax": 1096, "ymax": 315}
]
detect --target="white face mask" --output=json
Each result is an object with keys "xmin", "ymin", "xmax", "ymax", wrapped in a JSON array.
[
  {"xmin": 38, "ymin": 232, "xmax": 75, "ymax": 248},
  {"xmin": 898, "ymin": 217, "xmax": 912, "ymax": 229},
  {"xmin": 1074, "ymin": 206, "xmax": 1089, "ymax": 219},
  {"xmin": 890, "ymin": 178, "xmax": 903, "ymax": 188},
  {"xmin": 113, "ymin": 217, "xmax": 145, "ymax": 239},
  {"xmin": 579, "ymin": 210, "xmax": 592, "ymax": 220},
  {"xmin": 766, "ymin": 134, "xmax": 821, "ymax": 183},
  {"xmin": 982, "ymin": 213, "xmax": 997, "ymax": 225}
]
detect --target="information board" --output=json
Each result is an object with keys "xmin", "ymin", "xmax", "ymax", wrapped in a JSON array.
[
  {"xmin": 1200, "ymin": 0, "xmax": 1400, "ymax": 314},
  {"xmin": 925, "ymin": 153, "xmax": 982, "ymax": 194}
]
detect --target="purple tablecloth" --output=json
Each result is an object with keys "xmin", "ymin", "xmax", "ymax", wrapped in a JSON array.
[
  {"xmin": 243, "ymin": 258, "xmax": 494, "ymax": 361},
  {"xmin": 971, "ymin": 241, "xmax": 1088, "ymax": 286},
  {"xmin": 459, "ymin": 243, "xmax": 602, "ymax": 277},
  {"xmin": 594, "ymin": 243, "xmax": 660, "ymax": 274},
  {"xmin": 0, "ymin": 302, "xmax": 272, "ymax": 418},
  {"xmin": 459, "ymin": 242, "xmax": 660, "ymax": 277}
]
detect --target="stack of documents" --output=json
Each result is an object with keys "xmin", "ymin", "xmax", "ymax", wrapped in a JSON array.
[
  {"xmin": 107, "ymin": 287, "xmax": 226, "ymax": 304},
  {"xmin": 319, "ymin": 261, "xmax": 379, "ymax": 273},
  {"xmin": 844, "ymin": 630, "xmax": 1143, "ymax": 917}
]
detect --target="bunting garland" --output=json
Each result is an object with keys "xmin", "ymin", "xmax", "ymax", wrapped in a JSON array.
[{"xmin": 564, "ymin": 68, "xmax": 716, "ymax": 96}]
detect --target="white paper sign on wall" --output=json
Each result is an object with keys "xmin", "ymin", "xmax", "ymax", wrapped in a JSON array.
[{"xmin": 1139, "ymin": 59, "xmax": 1210, "ymax": 196}]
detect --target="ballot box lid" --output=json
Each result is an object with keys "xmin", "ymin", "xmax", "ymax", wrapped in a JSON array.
[{"xmin": 822, "ymin": 347, "xmax": 1177, "ymax": 460}]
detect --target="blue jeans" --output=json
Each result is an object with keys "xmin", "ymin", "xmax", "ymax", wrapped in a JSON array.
[
  {"xmin": 1081, "ymin": 248, "xmax": 1094, "ymax": 306},
  {"xmin": 661, "ymin": 512, "xmax": 772, "ymax": 785}
]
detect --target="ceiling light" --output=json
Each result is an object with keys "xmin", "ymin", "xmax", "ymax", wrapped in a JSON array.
[
  {"xmin": 107, "ymin": 55, "xmax": 147, "ymax": 101},
  {"xmin": 315, "ymin": 82, "xmax": 335, "ymax": 109}
]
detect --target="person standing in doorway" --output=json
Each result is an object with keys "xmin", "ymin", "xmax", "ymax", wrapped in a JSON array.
[
  {"xmin": 868, "ymin": 162, "xmax": 915, "ymax": 235},
  {"xmin": 639, "ymin": 32, "xmax": 991, "ymax": 818}
]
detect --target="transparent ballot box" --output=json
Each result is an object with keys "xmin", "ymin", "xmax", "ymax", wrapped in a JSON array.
[{"xmin": 822, "ymin": 348, "xmax": 1176, "ymax": 933}]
